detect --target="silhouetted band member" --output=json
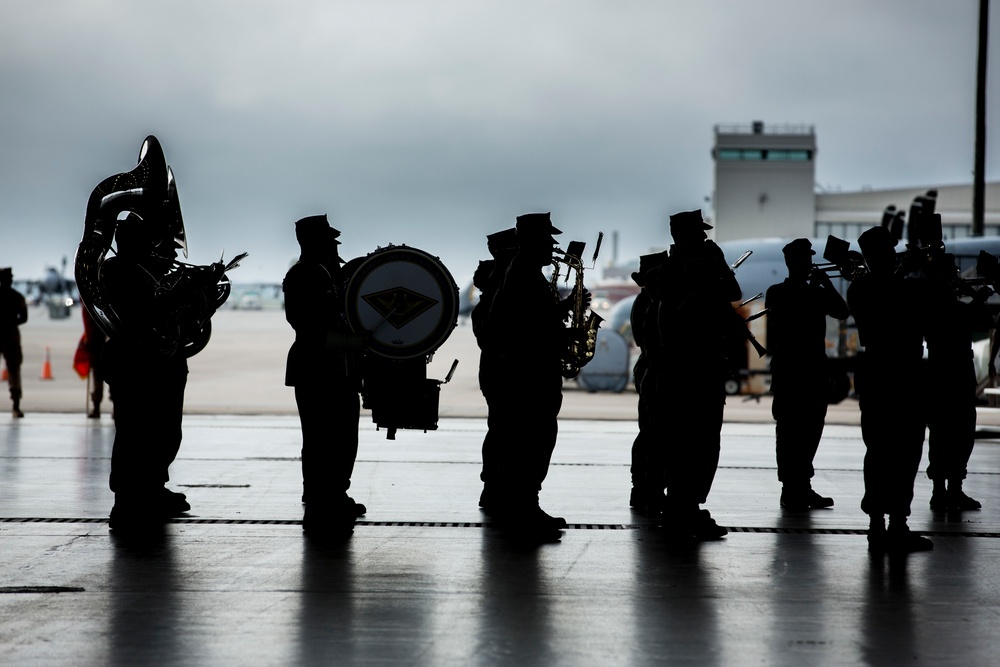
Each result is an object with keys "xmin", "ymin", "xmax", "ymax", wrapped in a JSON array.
[
  {"xmin": 0, "ymin": 267, "xmax": 27, "ymax": 418},
  {"xmin": 654, "ymin": 209, "xmax": 741, "ymax": 539},
  {"xmin": 916, "ymin": 248, "xmax": 990, "ymax": 512},
  {"xmin": 765, "ymin": 238, "xmax": 849, "ymax": 510},
  {"xmin": 284, "ymin": 214, "xmax": 368, "ymax": 537},
  {"xmin": 473, "ymin": 227, "xmax": 518, "ymax": 514},
  {"xmin": 629, "ymin": 251, "xmax": 667, "ymax": 514},
  {"xmin": 847, "ymin": 226, "xmax": 932, "ymax": 553},
  {"xmin": 488, "ymin": 212, "xmax": 576, "ymax": 538},
  {"xmin": 102, "ymin": 216, "xmax": 222, "ymax": 530}
]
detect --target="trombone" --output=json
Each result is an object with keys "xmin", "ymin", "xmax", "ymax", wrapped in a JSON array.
[{"xmin": 812, "ymin": 236, "xmax": 867, "ymax": 281}]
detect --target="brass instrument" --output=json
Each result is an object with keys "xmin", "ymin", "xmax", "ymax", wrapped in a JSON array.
[
  {"xmin": 735, "ymin": 292, "xmax": 768, "ymax": 358},
  {"xmin": 76, "ymin": 136, "xmax": 171, "ymax": 350},
  {"xmin": 963, "ymin": 250, "xmax": 1000, "ymax": 291},
  {"xmin": 923, "ymin": 249, "xmax": 996, "ymax": 303},
  {"xmin": 75, "ymin": 135, "xmax": 243, "ymax": 358},
  {"xmin": 153, "ymin": 250, "xmax": 248, "ymax": 357},
  {"xmin": 730, "ymin": 249, "xmax": 753, "ymax": 271},
  {"xmin": 551, "ymin": 232, "xmax": 604, "ymax": 379},
  {"xmin": 813, "ymin": 235, "xmax": 868, "ymax": 281}
]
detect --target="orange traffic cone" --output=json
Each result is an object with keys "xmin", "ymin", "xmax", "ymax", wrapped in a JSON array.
[{"xmin": 40, "ymin": 346, "xmax": 54, "ymax": 380}]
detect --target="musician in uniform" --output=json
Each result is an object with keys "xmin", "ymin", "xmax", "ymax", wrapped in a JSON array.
[
  {"xmin": 847, "ymin": 226, "xmax": 932, "ymax": 553},
  {"xmin": 101, "ymin": 215, "xmax": 218, "ymax": 531},
  {"xmin": 284, "ymin": 214, "xmax": 368, "ymax": 538},
  {"xmin": 917, "ymin": 248, "xmax": 991, "ymax": 512},
  {"xmin": 473, "ymin": 227, "xmax": 518, "ymax": 515},
  {"xmin": 629, "ymin": 252, "xmax": 667, "ymax": 515},
  {"xmin": 0, "ymin": 267, "xmax": 27, "ymax": 418},
  {"xmin": 765, "ymin": 238, "xmax": 849, "ymax": 511},
  {"xmin": 489, "ymin": 212, "xmax": 577, "ymax": 539},
  {"xmin": 653, "ymin": 209, "xmax": 741, "ymax": 539}
]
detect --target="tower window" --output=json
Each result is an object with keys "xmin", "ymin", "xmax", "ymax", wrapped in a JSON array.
[{"xmin": 715, "ymin": 149, "xmax": 811, "ymax": 161}]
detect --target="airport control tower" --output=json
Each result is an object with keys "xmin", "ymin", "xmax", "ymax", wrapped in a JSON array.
[{"xmin": 711, "ymin": 121, "xmax": 817, "ymax": 242}]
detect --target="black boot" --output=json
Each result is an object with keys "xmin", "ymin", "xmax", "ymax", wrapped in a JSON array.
[
  {"xmin": 492, "ymin": 495, "xmax": 565, "ymax": 541},
  {"xmin": 781, "ymin": 481, "xmax": 834, "ymax": 511},
  {"xmin": 159, "ymin": 487, "xmax": 191, "ymax": 516},
  {"xmin": 867, "ymin": 515, "xmax": 886, "ymax": 553},
  {"xmin": 947, "ymin": 480, "xmax": 981, "ymax": 511},
  {"xmin": 929, "ymin": 479, "xmax": 949, "ymax": 511}
]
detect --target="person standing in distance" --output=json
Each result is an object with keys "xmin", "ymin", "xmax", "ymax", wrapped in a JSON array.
[{"xmin": 0, "ymin": 267, "xmax": 27, "ymax": 418}]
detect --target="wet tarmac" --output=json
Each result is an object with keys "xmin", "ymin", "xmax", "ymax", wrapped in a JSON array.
[
  {"xmin": 5, "ymin": 307, "xmax": 1000, "ymax": 664},
  {"xmin": 2, "ymin": 412, "xmax": 1000, "ymax": 666}
]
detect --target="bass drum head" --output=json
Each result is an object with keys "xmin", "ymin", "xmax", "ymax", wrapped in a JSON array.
[{"xmin": 344, "ymin": 245, "xmax": 459, "ymax": 359}]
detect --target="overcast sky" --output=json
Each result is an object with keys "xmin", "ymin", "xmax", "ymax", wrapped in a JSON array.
[{"xmin": 1, "ymin": 0, "xmax": 997, "ymax": 286}]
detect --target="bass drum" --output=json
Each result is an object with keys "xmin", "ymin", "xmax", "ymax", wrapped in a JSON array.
[{"xmin": 343, "ymin": 244, "xmax": 459, "ymax": 359}]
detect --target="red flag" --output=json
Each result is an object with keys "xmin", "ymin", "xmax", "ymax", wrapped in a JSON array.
[{"xmin": 73, "ymin": 333, "xmax": 90, "ymax": 380}]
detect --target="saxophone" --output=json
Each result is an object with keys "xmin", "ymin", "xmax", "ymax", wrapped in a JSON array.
[{"xmin": 551, "ymin": 233, "xmax": 604, "ymax": 379}]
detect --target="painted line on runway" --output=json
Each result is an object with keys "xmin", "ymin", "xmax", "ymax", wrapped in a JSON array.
[
  {"xmin": 3, "ymin": 516, "xmax": 1000, "ymax": 537},
  {"xmin": 11, "ymin": 454, "xmax": 1000, "ymax": 479},
  {"xmin": 0, "ymin": 586, "xmax": 86, "ymax": 594}
]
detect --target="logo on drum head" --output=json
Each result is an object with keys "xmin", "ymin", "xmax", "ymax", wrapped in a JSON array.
[
  {"xmin": 362, "ymin": 287, "xmax": 440, "ymax": 329},
  {"xmin": 344, "ymin": 245, "xmax": 458, "ymax": 359}
]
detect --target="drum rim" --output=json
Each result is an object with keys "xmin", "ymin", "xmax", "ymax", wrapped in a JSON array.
[{"xmin": 344, "ymin": 244, "xmax": 459, "ymax": 359}]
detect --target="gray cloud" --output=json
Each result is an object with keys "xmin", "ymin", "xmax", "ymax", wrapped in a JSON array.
[{"xmin": 0, "ymin": 0, "xmax": 995, "ymax": 287}]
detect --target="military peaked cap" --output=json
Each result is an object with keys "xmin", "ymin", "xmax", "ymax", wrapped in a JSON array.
[
  {"xmin": 669, "ymin": 209, "xmax": 712, "ymax": 238},
  {"xmin": 782, "ymin": 238, "xmax": 815, "ymax": 257}
]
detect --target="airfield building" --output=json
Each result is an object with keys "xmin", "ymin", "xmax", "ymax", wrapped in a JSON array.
[
  {"xmin": 711, "ymin": 119, "xmax": 1000, "ymax": 244},
  {"xmin": 711, "ymin": 121, "xmax": 817, "ymax": 242}
]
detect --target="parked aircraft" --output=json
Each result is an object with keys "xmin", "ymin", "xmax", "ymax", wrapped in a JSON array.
[
  {"xmin": 457, "ymin": 279, "xmax": 478, "ymax": 323},
  {"xmin": 16, "ymin": 264, "xmax": 79, "ymax": 319}
]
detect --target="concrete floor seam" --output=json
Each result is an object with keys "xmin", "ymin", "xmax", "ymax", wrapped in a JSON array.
[{"xmin": 3, "ymin": 517, "xmax": 1000, "ymax": 537}]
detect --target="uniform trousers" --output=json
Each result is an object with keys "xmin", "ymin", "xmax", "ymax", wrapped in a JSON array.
[
  {"xmin": 859, "ymin": 363, "xmax": 924, "ymax": 518},
  {"xmin": 105, "ymin": 341, "xmax": 188, "ymax": 497},
  {"xmin": 294, "ymin": 382, "xmax": 361, "ymax": 504}
]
